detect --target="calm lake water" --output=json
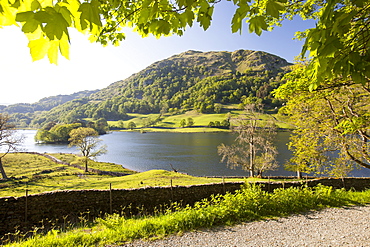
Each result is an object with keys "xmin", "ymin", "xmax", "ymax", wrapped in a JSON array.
[{"xmin": 18, "ymin": 130, "xmax": 370, "ymax": 177}]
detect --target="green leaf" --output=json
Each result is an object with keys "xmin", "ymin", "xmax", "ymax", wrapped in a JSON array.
[
  {"xmin": 15, "ymin": 11, "xmax": 34, "ymax": 22},
  {"xmin": 349, "ymin": 52, "xmax": 361, "ymax": 66},
  {"xmin": 56, "ymin": 5, "xmax": 73, "ymax": 26},
  {"xmin": 248, "ymin": 16, "xmax": 267, "ymax": 36},
  {"xmin": 318, "ymin": 36, "xmax": 341, "ymax": 57},
  {"xmin": 59, "ymin": 36, "xmax": 70, "ymax": 60},
  {"xmin": 16, "ymin": 11, "xmax": 41, "ymax": 34},
  {"xmin": 31, "ymin": 0, "xmax": 41, "ymax": 11},
  {"xmin": 28, "ymin": 36, "xmax": 49, "ymax": 61},
  {"xmin": 22, "ymin": 18, "xmax": 40, "ymax": 33},
  {"xmin": 351, "ymin": 72, "xmax": 365, "ymax": 84},
  {"xmin": 231, "ymin": 4, "xmax": 250, "ymax": 33},
  {"xmin": 184, "ymin": 9, "xmax": 194, "ymax": 26},
  {"xmin": 138, "ymin": 8, "xmax": 150, "ymax": 24},
  {"xmin": 34, "ymin": 10, "xmax": 51, "ymax": 23},
  {"xmin": 41, "ymin": 8, "xmax": 69, "ymax": 40},
  {"xmin": 199, "ymin": 7, "xmax": 213, "ymax": 30},
  {"xmin": 197, "ymin": 1, "xmax": 213, "ymax": 30},
  {"xmin": 47, "ymin": 40, "xmax": 59, "ymax": 65},
  {"xmin": 78, "ymin": 0, "xmax": 102, "ymax": 31},
  {"xmin": 266, "ymin": 0, "xmax": 284, "ymax": 18}
]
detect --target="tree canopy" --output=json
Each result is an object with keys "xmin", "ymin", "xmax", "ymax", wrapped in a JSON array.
[
  {"xmin": 68, "ymin": 127, "xmax": 107, "ymax": 172},
  {"xmin": 274, "ymin": 63, "xmax": 370, "ymax": 177},
  {"xmin": 1, "ymin": 0, "xmax": 368, "ymax": 90}
]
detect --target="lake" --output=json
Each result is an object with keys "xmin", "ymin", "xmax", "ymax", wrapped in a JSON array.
[{"xmin": 18, "ymin": 130, "xmax": 370, "ymax": 177}]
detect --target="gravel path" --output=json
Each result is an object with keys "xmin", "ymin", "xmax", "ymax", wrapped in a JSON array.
[{"xmin": 119, "ymin": 205, "xmax": 370, "ymax": 247}]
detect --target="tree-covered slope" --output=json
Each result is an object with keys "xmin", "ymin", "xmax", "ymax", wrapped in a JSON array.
[
  {"xmin": 26, "ymin": 50, "xmax": 291, "ymax": 127},
  {"xmin": 0, "ymin": 90, "xmax": 99, "ymax": 127}
]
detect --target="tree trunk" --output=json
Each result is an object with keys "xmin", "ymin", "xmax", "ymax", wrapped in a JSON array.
[
  {"xmin": 85, "ymin": 157, "xmax": 88, "ymax": 172},
  {"xmin": 297, "ymin": 170, "xmax": 302, "ymax": 179},
  {"xmin": 0, "ymin": 158, "xmax": 8, "ymax": 179},
  {"xmin": 249, "ymin": 142, "xmax": 255, "ymax": 177}
]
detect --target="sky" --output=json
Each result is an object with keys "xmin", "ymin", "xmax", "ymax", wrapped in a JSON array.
[{"xmin": 0, "ymin": 1, "xmax": 314, "ymax": 105}]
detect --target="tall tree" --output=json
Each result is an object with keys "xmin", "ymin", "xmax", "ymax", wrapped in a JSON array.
[
  {"xmin": 68, "ymin": 127, "xmax": 107, "ymax": 172},
  {"xmin": 0, "ymin": 114, "xmax": 24, "ymax": 179},
  {"xmin": 274, "ymin": 64, "xmax": 370, "ymax": 177},
  {"xmin": 218, "ymin": 104, "xmax": 278, "ymax": 177},
  {"xmin": 127, "ymin": 121, "xmax": 136, "ymax": 130},
  {"xmin": 187, "ymin": 117, "xmax": 195, "ymax": 127},
  {"xmin": 179, "ymin": 119, "xmax": 186, "ymax": 128}
]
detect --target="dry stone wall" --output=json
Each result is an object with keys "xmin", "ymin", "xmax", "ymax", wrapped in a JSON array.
[{"xmin": 1, "ymin": 178, "xmax": 369, "ymax": 236}]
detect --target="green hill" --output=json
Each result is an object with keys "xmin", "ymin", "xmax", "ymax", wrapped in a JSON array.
[
  {"xmin": 4, "ymin": 50, "xmax": 292, "ymax": 128},
  {"xmin": 0, "ymin": 90, "xmax": 98, "ymax": 127}
]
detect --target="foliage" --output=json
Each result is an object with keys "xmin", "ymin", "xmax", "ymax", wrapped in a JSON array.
[
  {"xmin": 6, "ymin": 184, "xmax": 370, "ymax": 246},
  {"xmin": 35, "ymin": 118, "xmax": 109, "ymax": 143},
  {"xmin": 208, "ymin": 119, "xmax": 230, "ymax": 129},
  {"xmin": 0, "ymin": 113, "xmax": 24, "ymax": 179},
  {"xmin": 0, "ymin": 90, "xmax": 98, "ymax": 127},
  {"xmin": 186, "ymin": 117, "xmax": 194, "ymax": 127},
  {"xmin": 91, "ymin": 118, "xmax": 109, "ymax": 134},
  {"xmin": 178, "ymin": 117, "xmax": 195, "ymax": 128},
  {"xmin": 179, "ymin": 118, "xmax": 186, "ymax": 128},
  {"xmin": 274, "ymin": 64, "xmax": 370, "ymax": 177},
  {"xmin": 29, "ymin": 97, "xmax": 127, "ymax": 128},
  {"xmin": 127, "ymin": 121, "xmax": 136, "ymax": 130},
  {"xmin": 0, "ymin": 0, "xmax": 367, "ymax": 94},
  {"xmin": 297, "ymin": 0, "xmax": 370, "ymax": 89},
  {"xmin": 68, "ymin": 127, "xmax": 107, "ymax": 172},
  {"xmin": 35, "ymin": 123, "xmax": 82, "ymax": 143},
  {"xmin": 218, "ymin": 104, "xmax": 278, "ymax": 177}
]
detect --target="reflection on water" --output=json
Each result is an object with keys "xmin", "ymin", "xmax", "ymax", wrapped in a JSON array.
[{"xmin": 18, "ymin": 130, "xmax": 370, "ymax": 177}]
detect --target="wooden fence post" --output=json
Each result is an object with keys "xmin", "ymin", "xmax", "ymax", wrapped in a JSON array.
[
  {"xmin": 25, "ymin": 189, "xmax": 28, "ymax": 223},
  {"xmin": 109, "ymin": 183, "xmax": 112, "ymax": 214}
]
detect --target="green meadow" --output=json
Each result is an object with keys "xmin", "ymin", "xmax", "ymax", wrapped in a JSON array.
[
  {"xmin": 107, "ymin": 105, "xmax": 293, "ymax": 133},
  {"xmin": 0, "ymin": 153, "xmax": 251, "ymax": 198}
]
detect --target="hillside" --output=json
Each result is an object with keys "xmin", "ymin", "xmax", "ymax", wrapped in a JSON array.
[
  {"xmin": 0, "ymin": 90, "xmax": 99, "ymax": 127},
  {"xmin": 5, "ymin": 50, "xmax": 292, "ymax": 128}
]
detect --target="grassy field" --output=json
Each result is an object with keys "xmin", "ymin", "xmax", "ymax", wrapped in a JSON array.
[
  {"xmin": 0, "ymin": 153, "xmax": 256, "ymax": 198},
  {"xmin": 107, "ymin": 105, "xmax": 294, "ymax": 133},
  {"xmin": 51, "ymin": 153, "xmax": 136, "ymax": 173}
]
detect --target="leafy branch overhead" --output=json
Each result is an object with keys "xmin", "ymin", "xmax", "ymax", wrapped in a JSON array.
[{"xmin": 1, "ymin": 0, "xmax": 368, "ymax": 88}]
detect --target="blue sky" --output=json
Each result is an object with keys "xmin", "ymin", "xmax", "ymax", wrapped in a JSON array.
[{"xmin": 0, "ymin": 1, "xmax": 314, "ymax": 104}]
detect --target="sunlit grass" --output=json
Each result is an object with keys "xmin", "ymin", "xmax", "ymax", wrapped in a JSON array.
[
  {"xmin": 0, "ymin": 153, "xmax": 251, "ymax": 198},
  {"xmin": 51, "ymin": 153, "xmax": 136, "ymax": 174},
  {"xmin": 108, "ymin": 104, "xmax": 294, "ymax": 133}
]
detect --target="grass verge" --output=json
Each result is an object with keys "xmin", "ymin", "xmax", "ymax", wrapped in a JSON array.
[{"xmin": 5, "ymin": 184, "xmax": 370, "ymax": 246}]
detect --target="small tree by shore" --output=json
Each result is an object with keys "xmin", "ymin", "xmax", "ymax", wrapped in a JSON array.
[
  {"xmin": 68, "ymin": 127, "xmax": 107, "ymax": 172},
  {"xmin": 218, "ymin": 104, "xmax": 278, "ymax": 177}
]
